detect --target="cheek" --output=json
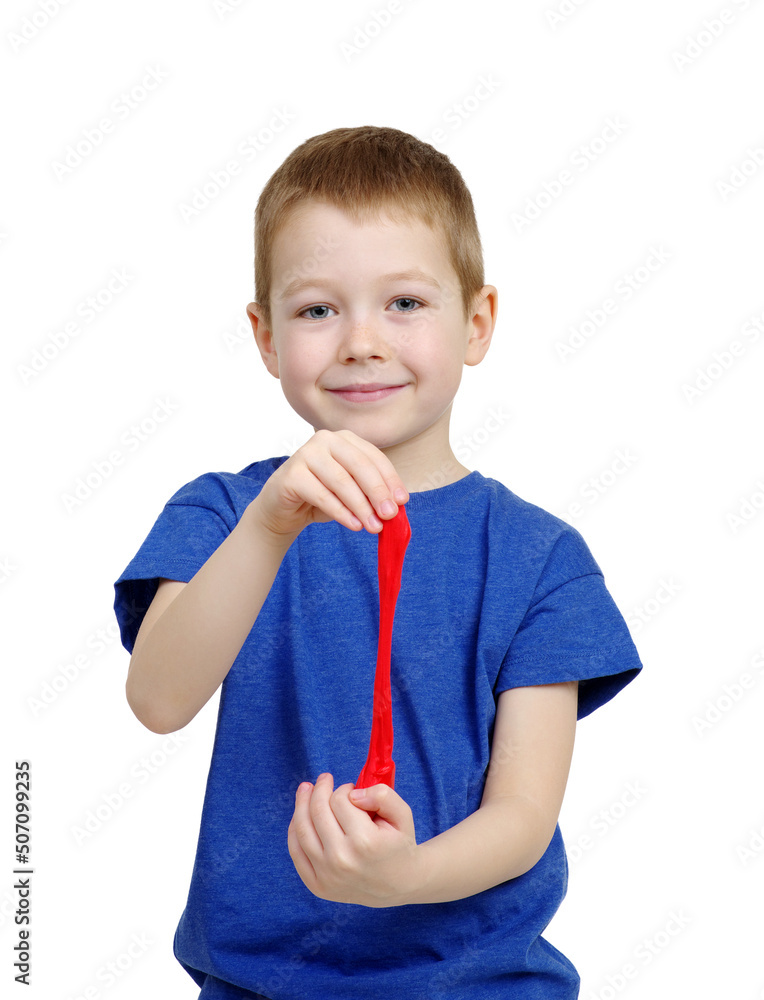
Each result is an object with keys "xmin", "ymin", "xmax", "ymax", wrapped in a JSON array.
[
  {"xmin": 277, "ymin": 341, "xmax": 325, "ymax": 384},
  {"xmin": 412, "ymin": 338, "xmax": 461, "ymax": 382}
]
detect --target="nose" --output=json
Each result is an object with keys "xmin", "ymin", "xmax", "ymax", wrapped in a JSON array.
[{"xmin": 338, "ymin": 318, "xmax": 391, "ymax": 363}]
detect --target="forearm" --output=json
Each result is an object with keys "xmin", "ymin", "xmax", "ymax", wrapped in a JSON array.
[
  {"xmin": 406, "ymin": 796, "xmax": 553, "ymax": 905},
  {"xmin": 126, "ymin": 499, "xmax": 297, "ymax": 734}
]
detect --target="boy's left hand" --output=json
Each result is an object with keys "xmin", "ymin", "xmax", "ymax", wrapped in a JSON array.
[{"xmin": 287, "ymin": 773, "xmax": 423, "ymax": 907}]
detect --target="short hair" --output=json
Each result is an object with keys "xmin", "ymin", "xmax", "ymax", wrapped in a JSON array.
[{"xmin": 253, "ymin": 125, "xmax": 485, "ymax": 330}]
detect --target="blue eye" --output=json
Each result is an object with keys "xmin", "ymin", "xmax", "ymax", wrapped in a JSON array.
[
  {"xmin": 390, "ymin": 297, "xmax": 421, "ymax": 312},
  {"xmin": 300, "ymin": 305, "xmax": 335, "ymax": 320},
  {"xmin": 298, "ymin": 298, "xmax": 422, "ymax": 319}
]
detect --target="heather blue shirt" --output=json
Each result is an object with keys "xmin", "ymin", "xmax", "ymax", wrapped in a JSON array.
[{"xmin": 114, "ymin": 456, "xmax": 642, "ymax": 999}]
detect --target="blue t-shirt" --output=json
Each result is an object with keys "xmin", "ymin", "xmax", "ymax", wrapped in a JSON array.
[{"xmin": 114, "ymin": 457, "xmax": 642, "ymax": 1000}]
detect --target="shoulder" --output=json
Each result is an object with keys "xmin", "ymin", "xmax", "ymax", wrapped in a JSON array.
[{"xmin": 476, "ymin": 474, "xmax": 600, "ymax": 578}]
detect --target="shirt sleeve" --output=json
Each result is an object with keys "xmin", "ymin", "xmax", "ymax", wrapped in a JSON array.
[
  {"xmin": 113, "ymin": 475, "xmax": 236, "ymax": 654},
  {"xmin": 496, "ymin": 527, "xmax": 643, "ymax": 719}
]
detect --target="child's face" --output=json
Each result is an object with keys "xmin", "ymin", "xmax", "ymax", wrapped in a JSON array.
[{"xmin": 249, "ymin": 200, "xmax": 494, "ymax": 462}]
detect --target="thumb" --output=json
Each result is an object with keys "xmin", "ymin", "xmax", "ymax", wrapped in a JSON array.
[{"xmin": 350, "ymin": 783, "xmax": 409, "ymax": 828}]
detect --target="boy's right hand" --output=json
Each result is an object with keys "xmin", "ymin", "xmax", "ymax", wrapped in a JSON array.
[{"xmin": 248, "ymin": 429, "xmax": 409, "ymax": 540}]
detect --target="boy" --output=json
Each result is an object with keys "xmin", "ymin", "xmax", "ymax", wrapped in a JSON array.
[{"xmin": 114, "ymin": 126, "xmax": 642, "ymax": 999}]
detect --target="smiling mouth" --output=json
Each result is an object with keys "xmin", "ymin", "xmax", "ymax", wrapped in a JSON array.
[{"xmin": 327, "ymin": 385, "xmax": 407, "ymax": 403}]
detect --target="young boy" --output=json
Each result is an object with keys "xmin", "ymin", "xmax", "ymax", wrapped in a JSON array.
[{"xmin": 114, "ymin": 126, "xmax": 642, "ymax": 999}]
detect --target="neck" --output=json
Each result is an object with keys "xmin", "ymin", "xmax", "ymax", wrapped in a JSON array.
[{"xmin": 380, "ymin": 416, "xmax": 471, "ymax": 494}]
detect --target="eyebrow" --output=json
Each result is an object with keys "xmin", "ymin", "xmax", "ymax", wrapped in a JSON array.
[{"xmin": 279, "ymin": 268, "xmax": 442, "ymax": 301}]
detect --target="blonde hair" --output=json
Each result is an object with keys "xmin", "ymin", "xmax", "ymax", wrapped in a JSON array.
[{"xmin": 253, "ymin": 125, "xmax": 484, "ymax": 329}]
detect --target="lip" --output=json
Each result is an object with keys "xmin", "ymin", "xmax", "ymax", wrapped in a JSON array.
[{"xmin": 327, "ymin": 384, "xmax": 407, "ymax": 403}]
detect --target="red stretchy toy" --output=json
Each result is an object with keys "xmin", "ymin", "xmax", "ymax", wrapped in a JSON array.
[{"xmin": 355, "ymin": 504, "xmax": 411, "ymax": 792}]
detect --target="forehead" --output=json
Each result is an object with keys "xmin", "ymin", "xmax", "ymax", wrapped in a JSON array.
[
  {"xmin": 272, "ymin": 200, "xmax": 452, "ymax": 276},
  {"xmin": 281, "ymin": 199, "xmax": 447, "ymax": 245}
]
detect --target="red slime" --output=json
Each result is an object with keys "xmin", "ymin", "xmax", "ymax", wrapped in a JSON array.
[{"xmin": 355, "ymin": 504, "xmax": 411, "ymax": 792}]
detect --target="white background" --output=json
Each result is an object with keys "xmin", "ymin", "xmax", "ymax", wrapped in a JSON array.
[{"xmin": 3, "ymin": 0, "xmax": 764, "ymax": 997}]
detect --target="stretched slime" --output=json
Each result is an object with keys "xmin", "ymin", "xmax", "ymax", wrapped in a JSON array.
[{"xmin": 355, "ymin": 504, "xmax": 411, "ymax": 791}]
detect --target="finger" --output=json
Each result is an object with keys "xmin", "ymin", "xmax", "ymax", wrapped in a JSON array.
[
  {"xmin": 303, "ymin": 433, "xmax": 408, "ymax": 529},
  {"xmin": 349, "ymin": 783, "xmax": 412, "ymax": 831},
  {"xmin": 330, "ymin": 431, "xmax": 410, "ymax": 515},
  {"xmin": 290, "ymin": 782, "xmax": 325, "ymax": 861},
  {"xmin": 304, "ymin": 460, "xmax": 385, "ymax": 533},
  {"xmin": 308, "ymin": 773, "xmax": 345, "ymax": 851},
  {"xmin": 286, "ymin": 464, "xmax": 371, "ymax": 532},
  {"xmin": 328, "ymin": 783, "xmax": 375, "ymax": 838},
  {"xmin": 333, "ymin": 430, "xmax": 410, "ymax": 511},
  {"xmin": 287, "ymin": 814, "xmax": 318, "ymax": 890}
]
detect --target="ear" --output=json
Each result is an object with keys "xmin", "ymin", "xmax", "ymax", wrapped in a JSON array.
[
  {"xmin": 246, "ymin": 302, "xmax": 280, "ymax": 379},
  {"xmin": 464, "ymin": 285, "xmax": 498, "ymax": 367}
]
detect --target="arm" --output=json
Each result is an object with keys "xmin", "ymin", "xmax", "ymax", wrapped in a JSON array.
[
  {"xmin": 125, "ymin": 429, "xmax": 409, "ymax": 735},
  {"xmin": 125, "ymin": 502, "xmax": 297, "ymax": 734},
  {"xmin": 288, "ymin": 681, "xmax": 577, "ymax": 907},
  {"xmin": 409, "ymin": 680, "xmax": 578, "ymax": 903}
]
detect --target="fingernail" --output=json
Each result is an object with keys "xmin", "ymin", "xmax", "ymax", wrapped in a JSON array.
[
  {"xmin": 350, "ymin": 789, "xmax": 366, "ymax": 802},
  {"xmin": 380, "ymin": 500, "xmax": 396, "ymax": 517},
  {"xmin": 394, "ymin": 489, "xmax": 408, "ymax": 503}
]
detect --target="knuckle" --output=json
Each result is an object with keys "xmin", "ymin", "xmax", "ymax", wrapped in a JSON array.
[
  {"xmin": 353, "ymin": 832, "xmax": 372, "ymax": 856},
  {"xmin": 314, "ymin": 485, "xmax": 340, "ymax": 509},
  {"xmin": 336, "ymin": 850, "xmax": 356, "ymax": 875},
  {"xmin": 369, "ymin": 481, "xmax": 392, "ymax": 502},
  {"xmin": 332, "ymin": 467, "xmax": 353, "ymax": 486}
]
